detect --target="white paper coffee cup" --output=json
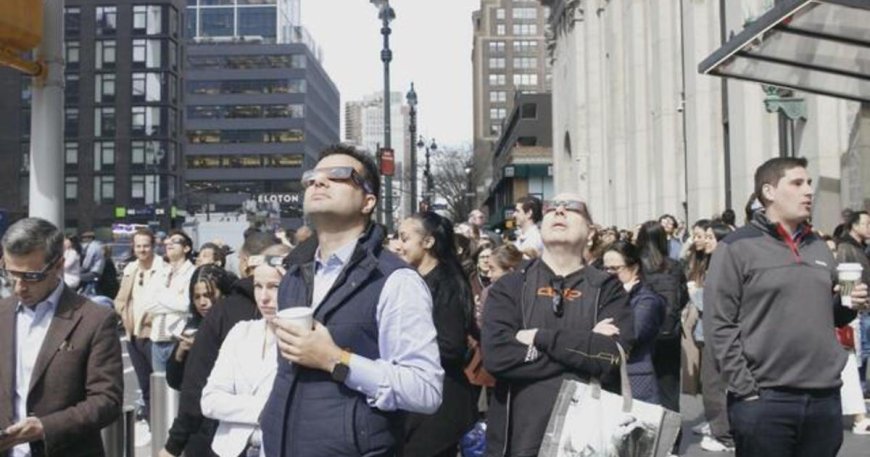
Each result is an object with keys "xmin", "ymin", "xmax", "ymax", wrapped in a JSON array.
[
  {"xmin": 276, "ymin": 307, "xmax": 314, "ymax": 330},
  {"xmin": 837, "ymin": 263, "xmax": 863, "ymax": 309}
]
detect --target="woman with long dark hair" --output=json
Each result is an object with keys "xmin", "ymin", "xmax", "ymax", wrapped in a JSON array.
[
  {"xmin": 635, "ymin": 220, "xmax": 688, "ymax": 418},
  {"xmin": 602, "ymin": 241, "xmax": 666, "ymax": 404},
  {"xmin": 396, "ymin": 212, "xmax": 478, "ymax": 457}
]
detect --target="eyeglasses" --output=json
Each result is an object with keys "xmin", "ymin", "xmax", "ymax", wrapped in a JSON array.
[
  {"xmin": 543, "ymin": 200, "xmax": 589, "ymax": 215},
  {"xmin": 603, "ymin": 264, "xmax": 625, "ymax": 274},
  {"xmin": 138, "ymin": 271, "xmax": 145, "ymax": 286},
  {"xmin": 246, "ymin": 255, "xmax": 286, "ymax": 272},
  {"xmin": 164, "ymin": 238, "xmax": 185, "ymax": 246},
  {"xmin": 550, "ymin": 276, "xmax": 565, "ymax": 317},
  {"xmin": 0, "ymin": 256, "xmax": 61, "ymax": 283},
  {"xmin": 301, "ymin": 166, "xmax": 374, "ymax": 195}
]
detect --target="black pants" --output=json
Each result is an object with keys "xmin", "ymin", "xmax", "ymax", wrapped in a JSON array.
[
  {"xmin": 127, "ymin": 337, "xmax": 152, "ymax": 420},
  {"xmin": 700, "ymin": 343, "xmax": 732, "ymax": 445},
  {"xmin": 728, "ymin": 388, "xmax": 842, "ymax": 457}
]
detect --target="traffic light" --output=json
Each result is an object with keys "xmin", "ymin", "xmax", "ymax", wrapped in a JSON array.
[{"xmin": 0, "ymin": 0, "xmax": 44, "ymax": 76}]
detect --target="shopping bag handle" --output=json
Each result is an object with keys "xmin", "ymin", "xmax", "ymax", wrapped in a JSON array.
[{"xmin": 589, "ymin": 342, "xmax": 632, "ymax": 412}]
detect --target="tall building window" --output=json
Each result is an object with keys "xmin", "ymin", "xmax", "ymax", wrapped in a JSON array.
[
  {"xmin": 512, "ymin": 8, "xmax": 538, "ymax": 20},
  {"xmin": 133, "ymin": 40, "xmax": 163, "ymax": 68},
  {"xmin": 513, "ymin": 40, "xmax": 539, "ymax": 53},
  {"xmin": 132, "ymin": 107, "xmax": 163, "ymax": 136},
  {"xmin": 94, "ymin": 176, "xmax": 116, "ymax": 204},
  {"xmin": 65, "ymin": 41, "xmax": 80, "ymax": 69},
  {"xmin": 496, "ymin": 8, "xmax": 505, "ymax": 19},
  {"xmin": 94, "ymin": 141, "xmax": 115, "ymax": 172},
  {"xmin": 488, "ymin": 74, "xmax": 506, "ymax": 86},
  {"xmin": 489, "ymin": 108, "xmax": 506, "ymax": 120},
  {"xmin": 488, "ymin": 58, "xmax": 505, "ymax": 69},
  {"xmin": 513, "ymin": 73, "xmax": 538, "ymax": 86},
  {"xmin": 65, "ymin": 108, "xmax": 79, "ymax": 137},
  {"xmin": 200, "ymin": 7, "xmax": 234, "ymax": 37},
  {"xmin": 64, "ymin": 142, "xmax": 78, "ymax": 168},
  {"xmin": 238, "ymin": 6, "xmax": 277, "ymax": 40},
  {"xmin": 186, "ymin": 7, "xmax": 198, "ymax": 38},
  {"xmin": 133, "ymin": 5, "xmax": 163, "ymax": 35},
  {"xmin": 514, "ymin": 57, "xmax": 537, "ymax": 69},
  {"xmin": 95, "ymin": 74, "xmax": 116, "ymax": 103},
  {"xmin": 496, "ymin": 24, "xmax": 505, "ymax": 36},
  {"xmin": 96, "ymin": 6, "xmax": 117, "ymax": 35},
  {"xmin": 95, "ymin": 107, "xmax": 116, "ymax": 136},
  {"xmin": 132, "ymin": 73, "xmax": 163, "ymax": 102},
  {"xmin": 65, "ymin": 177, "xmax": 78, "ymax": 201},
  {"xmin": 65, "ymin": 74, "xmax": 80, "ymax": 105},
  {"xmin": 65, "ymin": 7, "xmax": 81, "ymax": 36},
  {"xmin": 95, "ymin": 40, "xmax": 116, "ymax": 69},
  {"xmin": 513, "ymin": 24, "xmax": 538, "ymax": 35},
  {"xmin": 131, "ymin": 141, "xmax": 166, "ymax": 166},
  {"xmin": 488, "ymin": 41, "xmax": 505, "ymax": 54},
  {"xmin": 489, "ymin": 91, "xmax": 507, "ymax": 103}
]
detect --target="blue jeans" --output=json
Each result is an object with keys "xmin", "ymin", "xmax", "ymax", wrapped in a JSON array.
[
  {"xmin": 860, "ymin": 313, "xmax": 870, "ymax": 384},
  {"xmin": 151, "ymin": 341, "xmax": 175, "ymax": 373},
  {"xmin": 728, "ymin": 388, "xmax": 842, "ymax": 457}
]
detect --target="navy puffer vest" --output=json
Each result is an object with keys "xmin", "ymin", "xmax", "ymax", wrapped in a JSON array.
[{"xmin": 260, "ymin": 224, "xmax": 410, "ymax": 457}]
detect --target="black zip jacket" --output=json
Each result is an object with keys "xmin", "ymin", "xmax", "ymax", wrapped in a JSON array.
[{"xmin": 481, "ymin": 260, "xmax": 634, "ymax": 457}]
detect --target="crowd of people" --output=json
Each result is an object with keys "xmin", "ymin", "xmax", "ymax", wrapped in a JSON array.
[{"xmin": 0, "ymin": 149, "xmax": 868, "ymax": 457}]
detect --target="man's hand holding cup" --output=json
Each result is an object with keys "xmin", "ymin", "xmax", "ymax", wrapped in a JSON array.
[
  {"xmin": 837, "ymin": 263, "xmax": 868, "ymax": 310},
  {"xmin": 274, "ymin": 307, "xmax": 342, "ymax": 372}
]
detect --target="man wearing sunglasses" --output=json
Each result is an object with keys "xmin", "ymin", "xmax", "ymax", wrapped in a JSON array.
[
  {"xmin": 261, "ymin": 145, "xmax": 444, "ymax": 457},
  {"xmin": 481, "ymin": 193, "xmax": 634, "ymax": 457},
  {"xmin": 0, "ymin": 218, "xmax": 122, "ymax": 456}
]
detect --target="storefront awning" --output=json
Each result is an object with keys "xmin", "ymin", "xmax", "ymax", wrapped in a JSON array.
[{"xmin": 698, "ymin": 0, "xmax": 870, "ymax": 103}]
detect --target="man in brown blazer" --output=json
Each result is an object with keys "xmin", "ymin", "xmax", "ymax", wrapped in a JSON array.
[{"xmin": 0, "ymin": 218, "xmax": 123, "ymax": 457}]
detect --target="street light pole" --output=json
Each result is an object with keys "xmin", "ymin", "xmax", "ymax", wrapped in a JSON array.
[
  {"xmin": 406, "ymin": 83, "xmax": 417, "ymax": 215},
  {"xmin": 372, "ymin": 0, "xmax": 395, "ymax": 232},
  {"xmin": 417, "ymin": 136, "xmax": 437, "ymax": 209}
]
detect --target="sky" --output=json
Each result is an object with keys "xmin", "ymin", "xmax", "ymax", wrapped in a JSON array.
[{"xmin": 301, "ymin": 0, "xmax": 478, "ymax": 149}]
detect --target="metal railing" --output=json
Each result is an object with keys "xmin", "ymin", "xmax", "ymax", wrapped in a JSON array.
[
  {"xmin": 102, "ymin": 405, "xmax": 135, "ymax": 457},
  {"xmin": 150, "ymin": 372, "xmax": 180, "ymax": 457}
]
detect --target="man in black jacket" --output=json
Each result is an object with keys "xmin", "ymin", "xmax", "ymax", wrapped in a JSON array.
[
  {"xmin": 705, "ymin": 157, "xmax": 868, "ymax": 457},
  {"xmin": 159, "ymin": 232, "xmax": 278, "ymax": 457},
  {"xmin": 481, "ymin": 193, "xmax": 634, "ymax": 457}
]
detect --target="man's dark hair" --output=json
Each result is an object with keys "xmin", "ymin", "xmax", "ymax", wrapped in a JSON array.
[
  {"xmin": 241, "ymin": 232, "xmax": 280, "ymax": 257},
  {"xmin": 754, "ymin": 157, "xmax": 808, "ymax": 207},
  {"xmin": 167, "ymin": 229, "xmax": 194, "ymax": 260},
  {"xmin": 198, "ymin": 242, "xmax": 227, "ymax": 267},
  {"xmin": 846, "ymin": 210, "xmax": 869, "ymax": 232},
  {"xmin": 318, "ymin": 144, "xmax": 380, "ymax": 201},
  {"xmin": 515, "ymin": 195, "xmax": 543, "ymax": 224},
  {"xmin": 721, "ymin": 209, "xmax": 736, "ymax": 227}
]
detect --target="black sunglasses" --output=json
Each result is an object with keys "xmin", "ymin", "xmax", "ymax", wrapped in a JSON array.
[
  {"xmin": 551, "ymin": 276, "xmax": 565, "ymax": 317},
  {"xmin": 301, "ymin": 166, "xmax": 374, "ymax": 195},
  {"xmin": 0, "ymin": 256, "xmax": 62, "ymax": 283}
]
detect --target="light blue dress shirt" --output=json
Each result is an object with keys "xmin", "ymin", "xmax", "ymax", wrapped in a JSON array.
[
  {"xmin": 13, "ymin": 280, "xmax": 64, "ymax": 457},
  {"xmin": 311, "ymin": 240, "xmax": 444, "ymax": 414}
]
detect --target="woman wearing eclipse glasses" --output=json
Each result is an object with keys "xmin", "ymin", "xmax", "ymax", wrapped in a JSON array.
[{"xmin": 480, "ymin": 194, "xmax": 634, "ymax": 457}]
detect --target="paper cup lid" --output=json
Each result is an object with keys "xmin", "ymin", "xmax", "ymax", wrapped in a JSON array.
[{"xmin": 837, "ymin": 263, "xmax": 864, "ymax": 272}]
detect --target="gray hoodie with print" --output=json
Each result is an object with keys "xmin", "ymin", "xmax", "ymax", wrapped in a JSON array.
[{"xmin": 703, "ymin": 212, "xmax": 857, "ymax": 398}]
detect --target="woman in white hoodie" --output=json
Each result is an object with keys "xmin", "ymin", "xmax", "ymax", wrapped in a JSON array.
[{"xmin": 201, "ymin": 244, "xmax": 289, "ymax": 457}]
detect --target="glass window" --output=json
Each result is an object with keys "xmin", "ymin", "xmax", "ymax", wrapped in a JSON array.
[
  {"xmin": 131, "ymin": 141, "xmax": 167, "ymax": 167},
  {"xmin": 489, "ymin": 91, "xmax": 507, "ymax": 103},
  {"xmin": 200, "ymin": 7, "xmax": 234, "ymax": 37},
  {"xmin": 96, "ymin": 6, "xmax": 117, "ymax": 35},
  {"xmin": 489, "ymin": 108, "xmax": 506, "ymax": 120},
  {"xmin": 131, "ymin": 175, "xmax": 146, "ymax": 200},
  {"xmin": 488, "ymin": 41, "xmax": 505, "ymax": 54},
  {"xmin": 94, "ymin": 176, "xmax": 116, "ymax": 204},
  {"xmin": 488, "ymin": 74, "xmax": 506, "ymax": 86},
  {"xmin": 94, "ymin": 141, "xmax": 115, "ymax": 172},
  {"xmin": 514, "ymin": 57, "xmax": 537, "ymax": 69},
  {"xmin": 513, "ymin": 24, "xmax": 538, "ymax": 35},
  {"xmin": 513, "ymin": 73, "xmax": 538, "ymax": 86},
  {"xmin": 267, "ymin": 154, "xmax": 303, "ymax": 167},
  {"xmin": 186, "ymin": 7, "xmax": 198, "ymax": 38},
  {"xmin": 95, "ymin": 74, "xmax": 116, "ymax": 103},
  {"xmin": 65, "ymin": 7, "xmax": 81, "ymax": 36},
  {"xmin": 496, "ymin": 8, "xmax": 505, "ymax": 19},
  {"xmin": 521, "ymin": 103, "xmax": 538, "ymax": 119},
  {"xmin": 132, "ymin": 72, "xmax": 163, "ymax": 102},
  {"xmin": 496, "ymin": 24, "xmax": 505, "ymax": 36},
  {"xmin": 133, "ymin": 5, "xmax": 163, "ymax": 35},
  {"xmin": 95, "ymin": 40, "xmax": 116, "ymax": 69},
  {"xmin": 187, "ymin": 79, "xmax": 305, "ymax": 95},
  {"xmin": 133, "ymin": 39, "xmax": 163, "ymax": 68},
  {"xmin": 65, "ymin": 41, "xmax": 80, "ymax": 68},
  {"xmin": 238, "ymin": 7, "xmax": 277, "ymax": 40},
  {"xmin": 488, "ymin": 58, "xmax": 505, "ymax": 69},
  {"xmin": 187, "ymin": 129, "xmax": 304, "ymax": 144},
  {"xmin": 513, "ymin": 40, "xmax": 539, "ymax": 54},
  {"xmin": 490, "ymin": 124, "xmax": 501, "ymax": 136},
  {"xmin": 65, "ymin": 74, "xmax": 80, "ymax": 105},
  {"xmin": 65, "ymin": 177, "xmax": 78, "ymax": 201},
  {"xmin": 512, "ymin": 8, "xmax": 538, "ymax": 20},
  {"xmin": 95, "ymin": 107, "xmax": 116, "ymax": 137},
  {"xmin": 132, "ymin": 107, "xmax": 163, "ymax": 136},
  {"xmin": 64, "ymin": 142, "xmax": 78, "ymax": 167},
  {"xmin": 65, "ymin": 108, "xmax": 79, "ymax": 137}
]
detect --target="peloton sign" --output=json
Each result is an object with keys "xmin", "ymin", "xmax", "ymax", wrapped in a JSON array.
[{"xmin": 256, "ymin": 193, "xmax": 302, "ymax": 205}]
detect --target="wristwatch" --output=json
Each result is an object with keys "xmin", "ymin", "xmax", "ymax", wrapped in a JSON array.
[{"xmin": 331, "ymin": 350, "xmax": 352, "ymax": 383}]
